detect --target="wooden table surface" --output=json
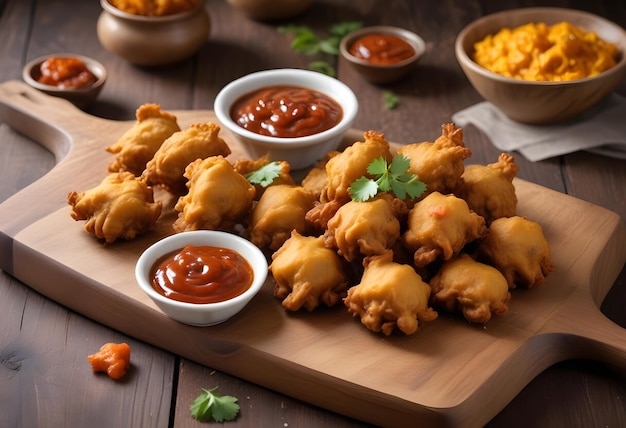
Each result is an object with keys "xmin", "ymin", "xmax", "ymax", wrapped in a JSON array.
[{"xmin": 1, "ymin": 0, "xmax": 625, "ymax": 427}]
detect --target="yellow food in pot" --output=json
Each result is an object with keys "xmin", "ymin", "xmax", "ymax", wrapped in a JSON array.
[{"xmin": 473, "ymin": 21, "xmax": 618, "ymax": 81}]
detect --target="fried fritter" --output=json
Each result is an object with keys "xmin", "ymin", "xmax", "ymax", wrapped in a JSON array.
[
  {"xmin": 173, "ymin": 156, "xmax": 256, "ymax": 232},
  {"xmin": 344, "ymin": 251, "xmax": 438, "ymax": 336},
  {"xmin": 430, "ymin": 254, "xmax": 511, "ymax": 324},
  {"xmin": 270, "ymin": 231, "xmax": 349, "ymax": 312},
  {"xmin": 476, "ymin": 216, "xmax": 554, "ymax": 289},
  {"xmin": 67, "ymin": 172, "xmax": 162, "ymax": 243},
  {"xmin": 323, "ymin": 195, "xmax": 406, "ymax": 262},
  {"xmin": 321, "ymin": 130, "xmax": 393, "ymax": 203},
  {"xmin": 454, "ymin": 153, "xmax": 519, "ymax": 223},
  {"xmin": 249, "ymin": 184, "xmax": 317, "ymax": 250},
  {"xmin": 142, "ymin": 122, "xmax": 231, "ymax": 195},
  {"xmin": 402, "ymin": 191, "xmax": 487, "ymax": 267},
  {"xmin": 107, "ymin": 104, "xmax": 180, "ymax": 175},
  {"xmin": 233, "ymin": 154, "xmax": 295, "ymax": 199},
  {"xmin": 397, "ymin": 123, "xmax": 472, "ymax": 197}
]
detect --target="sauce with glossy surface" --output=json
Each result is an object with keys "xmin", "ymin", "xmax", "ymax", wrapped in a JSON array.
[
  {"xmin": 230, "ymin": 85, "xmax": 343, "ymax": 138},
  {"xmin": 37, "ymin": 57, "xmax": 98, "ymax": 89},
  {"xmin": 150, "ymin": 245, "xmax": 253, "ymax": 304},
  {"xmin": 349, "ymin": 34, "xmax": 415, "ymax": 64}
]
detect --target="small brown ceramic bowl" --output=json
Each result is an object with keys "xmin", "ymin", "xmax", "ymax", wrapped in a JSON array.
[
  {"xmin": 97, "ymin": 0, "xmax": 210, "ymax": 66},
  {"xmin": 455, "ymin": 7, "xmax": 626, "ymax": 124},
  {"xmin": 340, "ymin": 26, "xmax": 426, "ymax": 84},
  {"xmin": 22, "ymin": 53, "xmax": 107, "ymax": 109}
]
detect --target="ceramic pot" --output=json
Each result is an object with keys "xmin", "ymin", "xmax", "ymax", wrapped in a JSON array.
[{"xmin": 97, "ymin": 0, "xmax": 210, "ymax": 66}]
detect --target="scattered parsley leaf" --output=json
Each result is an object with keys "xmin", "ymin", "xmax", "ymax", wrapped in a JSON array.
[
  {"xmin": 384, "ymin": 91, "xmax": 400, "ymax": 110},
  {"xmin": 349, "ymin": 155, "xmax": 426, "ymax": 202},
  {"xmin": 245, "ymin": 161, "xmax": 282, "ymax": 187},
  {"xmin": 278, "ymin": 21, "xmax": 363, "ymax": 75},
  {"xmin": 309, "ymin": 60, "xmax": 336, "ymax": 76},
  {"xmin": 190, "ymin": 387, "xmax": 240, "ymax": 423}
]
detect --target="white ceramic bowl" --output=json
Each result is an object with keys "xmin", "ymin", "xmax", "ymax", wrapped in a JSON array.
[
  {"xmin": 455, "ymin": 7, "xmax": 626, "ymax": 124},
  {"xmin": 22, "ymin": 53, "xmax": 107, "ymax": 109},
  {"xmin": 214, "ymin": 68, "xmax": 359, "ymax": 170},
  {"xmin": 135, "ymin": 230, "xmax": 268, "ymax": 326}
]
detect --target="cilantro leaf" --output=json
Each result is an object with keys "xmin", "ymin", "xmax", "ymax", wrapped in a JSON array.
[
  {"xmin": 349, "ymin": 176, "xmax": 379, "ymax": 202},
  {"xmin": 384, "ymin": 91, "xmax": 400, "ymax": 110},
  {"xmin": 309, "ymin": 61, "xmax": 336, "ymax": 77},
  {"xmin": 278, "ymin": 21, "xmax": 363, "ymax": 76},
  {"xmin": 349, "ymin": 154, "xmax": 426, "ymax": 202},
  {"xmin": 190, "ymin": 387, "xmax": 240, "ymax": 422},
  {"xmin": 245, "ymin": 161, "xmax": 282, "ymax": 187}
]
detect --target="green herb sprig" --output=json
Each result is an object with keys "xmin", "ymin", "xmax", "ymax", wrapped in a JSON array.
[
  {"xmin": 278, "ymin": 21, "xmax": 363, "ymax": 76},
  {"xmin": 190, "ymin": 387, "xmax": 240, "ymax": 422},
  {"xmin": 349, "ymin": 154, "xmax": 426, "ymax": 202},
  {"xmin": 244, "ymin": 161, "xmax": 282, "ymax": 187}
]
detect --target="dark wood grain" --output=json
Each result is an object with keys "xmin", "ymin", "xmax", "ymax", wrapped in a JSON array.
[{"xmin": 1, "ymin": 0, "xmax": 625, "ymax": 427}]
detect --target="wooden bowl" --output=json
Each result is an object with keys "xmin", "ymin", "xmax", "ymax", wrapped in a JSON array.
[
  {"xmin": 22, "ymin": 53, "xmax": 107, "ymax": 109},
  {"xmin": 455, "ymin": 7, "xmax": 626, "ymax": 124},
  {"xmin": 340, "ymin": 26, "xmax": 426, "ymax": 84},
  {"xmin": 97, "ymin": 0, "xmax": 210, "ymax": 66}
]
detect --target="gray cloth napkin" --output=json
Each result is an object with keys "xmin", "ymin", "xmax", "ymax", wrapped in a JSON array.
[{"xmin": 451, "ymin": 94, "xmax": 626, "ymax": 161}]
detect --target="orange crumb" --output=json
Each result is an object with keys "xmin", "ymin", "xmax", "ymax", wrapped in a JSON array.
[{"xmin": 87, "ymin": 342, "xmax": 131, "ymax": 380}]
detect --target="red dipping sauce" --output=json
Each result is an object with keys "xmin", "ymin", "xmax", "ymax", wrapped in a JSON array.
[
  {"xmin": 150, "ymin": 245, "xmax": 253, "ymax": 304},
  {"xmin": 349, "ymin": 34, "xmax": 415, "ymax": 65},
  {"xmin": 230, "ymin": 85, "xmax": 343, "ymax": 138},
  {"xmin": 37, "ymin": 57, "xmax": 98, "ymax": 89}
]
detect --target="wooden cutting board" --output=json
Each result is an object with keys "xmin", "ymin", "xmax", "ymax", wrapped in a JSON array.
[{"xmin": 1, "ymin": 80, "xmax": 625, "ymax": 427}]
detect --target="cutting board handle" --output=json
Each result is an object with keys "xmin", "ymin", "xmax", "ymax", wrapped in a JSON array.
[{"xmin": 0, "ymin": 80, "xmax": 95, "ymax": 159}]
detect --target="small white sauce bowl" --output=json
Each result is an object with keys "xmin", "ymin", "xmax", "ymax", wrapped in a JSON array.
[
  {"xmin": 214, "ymin": 68, "xmax": 359, "ymax": 170},
  {"xmin": 135, "ymin": 230, "xmax": 268, "ymax": 326}
]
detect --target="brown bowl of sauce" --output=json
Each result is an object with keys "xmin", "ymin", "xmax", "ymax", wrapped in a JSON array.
[
  {"xmin": 214, "ymin": 68, "xmax": 358, "ymax": 170},
  {"xmin": 22, "ymin": 53, "xmax": 107, "ymax": 109},
  {"xmin": 340, "ymin": 26, "xmax": 426, "ymax": 84},
  {"xmin": 136, "ymin": 230, "xmax": 268, "ymax": 326}
]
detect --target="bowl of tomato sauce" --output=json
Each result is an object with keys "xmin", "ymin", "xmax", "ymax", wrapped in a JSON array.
[
  {"xmin": 22, "ymin": 53, "xmax": 107, "ymax": 109},
  {"xmin": 135, "ymin": 230, "xmax": 269, "ymax": 326},
  {"xmin": 214, "ymin": 68, "xmax": 358, "ymax": 170},
  {"xmin": 340, "ymin": 26, "xmax": 426, "ymax": 84}
]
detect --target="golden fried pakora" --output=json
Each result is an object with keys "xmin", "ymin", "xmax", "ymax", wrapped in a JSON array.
[
  {"xmin": 106, "ymin": 104, "xmax": 180, "ymax": 175},
  {"xmin": 233, "ymin": 154, "xmax": 295, "ymax": 199},
  {"xmin": 173, "ymin": 156, "xmax": 256, "ymax": 232},
  {"xmin": 454, "ymin": 153, "xmax": 519, "ymax": 223},
  {"xmin": 402, "ymin": 191, "xmax": 487, "ymax": 267},
  {"xmin": 270, "ymin": 231, "xmax": 349, "ymax": 312},
  {"xmin": 430, "ymin": 254, "xmax": 511, "ymax": 324},
  {"xmin": 142, "ymin": 122, "xmax": 231, "ymax": 195},
  {"xmin": 344, "ymin": 251, "xmax": 438, "ymax": 336},
  {"xmin": 397, "ymin": 123, "xmax": 472, "ymax": 197},
  {"xmin": 321, "ymin": 130, "xmax": 393, "ymax": 203},
  {"xmin": 323, "ymin": 195, "xmax": 406, "ymax": 262},
  {"xmin": 248, "ymin": 184, "xmax": 317, "ymax": 250},
  {"xmin": 476, "ymin": 216, "xmax": 554, "ymax": 289},
  {"xmin": 67, "ymin": 172, "xmax": 162, "ymax": 243}
]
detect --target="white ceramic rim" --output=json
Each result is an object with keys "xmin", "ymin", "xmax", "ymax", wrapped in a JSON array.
[
  {"xmin": 135, "ymin": 230, "xmax": 268, "ymax": 309},
  {"xmin": 22, "ymin": 53, "xmax": 107, "ymax": 93},
  {"xmin": 214, "ymin": 68, "xmax": 359, "ymax": 147},
  {"xmin": 339, "ymin": 25, "xmax": 426, "ymax": 69},
  {"xmin": 455, "ymin": 7, "xmax": 626, "ymax": 86},
  {"xmin": 100, "ymin": 0, "xmax": 205, "ymax": 22}
]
